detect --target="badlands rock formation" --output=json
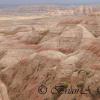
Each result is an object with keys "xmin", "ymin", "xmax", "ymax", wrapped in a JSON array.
[{"xmin": 0, "ymin": 5, "xmax": 99, "ymax": 100}]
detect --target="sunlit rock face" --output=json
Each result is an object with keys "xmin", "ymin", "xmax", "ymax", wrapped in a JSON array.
[
  {"xmin": 74, "ymin": 6, "xmax": 93, "ymax": 15},
  {"xmin": 0, "ymin": 5, "xmax": 99, "ymax": 100}
]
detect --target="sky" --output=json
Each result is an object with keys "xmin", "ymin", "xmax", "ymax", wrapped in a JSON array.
[{"xmin": 0, "ymin": 0, "xmax": 100, "ymax": 5}]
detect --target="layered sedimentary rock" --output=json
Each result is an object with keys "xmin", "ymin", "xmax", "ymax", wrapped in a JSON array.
[{"xmin": 0, "ymin": 5, "xmax": 99, "ymax": 100}]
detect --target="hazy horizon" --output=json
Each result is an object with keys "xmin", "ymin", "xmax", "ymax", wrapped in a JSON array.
[{"xmin": 0, "ymin": 0, "xmax": 100, "ymax": 6}]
